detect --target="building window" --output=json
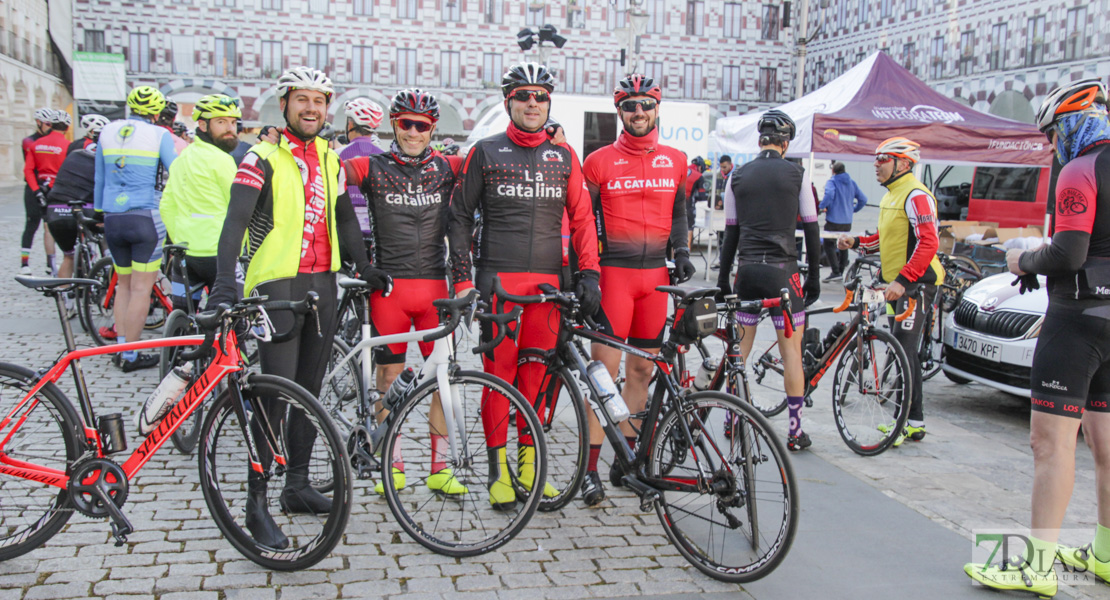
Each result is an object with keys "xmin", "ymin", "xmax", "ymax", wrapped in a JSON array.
[
  {"xmin": 486, "ymin": 0, "xmax": 504, "ymax": 24},
  {"xmin": 758, "ymin": 67, "xmax": 776, "ymax": 102},
  {"xmin": 565, "ymin": 57, "xmax": 585, "ymax": 94},
  {"xmin": 686, "ymin": 1, "xmax": 704, "ymax": 36},
  {"xmin": 398, "ymin": 0, "xmax": 417, "ymax": 18},
  {"xmin": 353, "ymin": 0, "xmax": 372, "ymax": 16},
  {"xmin": 723, "ymin": 3, "xmax": 742, "ymax": 38},
  {"xmin": 441, "ymin": 51, "xmax": 460, "ymax": 88},
  {"xmin": 857, "ymin": 0, "xmax": 868, "ymax": 24},
  {"xmin": 930, "ymin": 35, "xmax": 944, "ymax": 79},
  {"xmin": 567, "ymin": 0, "xmax": 585, "ymax": 28},
  {"xmin": 902, "ymin": 42, "xmax": 915, "ymax": 74},
  {"xmin": 262, "ymin": 41, "xmax": 282, "ymax": 78},
  {"xmin": 647, "ymin": 0, "xmax": 666, "ymax": 34},
  {"xmin": 527, "ymin": 3, "xmax": 544, "ymax": 26},
  {"xmin": 683, "ymin": 63, "xmax": 702, "ymax": 99},
  {"xmin": 605, "ymin": 59, "xmax": 622, "ymax": 94},
  {"xmin": 397, "ymin": 48, "xmax": 417, "ymax": 85},
  {"xmin": 214, "ymin": 0, "xmax": 235, "ymax": 7},
  {"xmin": 483, "ymin": 52, "xmax": 504, "ymax": 85},
  {"xmin": 989, "ymin": 23, "xmax": 1007, "ymax": 70},
  {"xmin": 837, "ymin": 0, "xmax": 848, "ymax": 30},
  {"xmin": 442, "ymin": 0, "xmax": 460, "ymax": 21},
  {"xmin": 958, "ymin": 30, "xmax": 974, "ymax": 76},
  {"xmin": 351, "ymin": 45, "xmax": 372, "ymax": 83},
  {"xmin": 644, "ymin": 61, "xmax": 664, "ymax": 89},
  {"xmin": 761, "ymin": 5, "xmax": 779, "ymax": 40},
  {"xmin": 906, "ymin": 0, "xmax": 917, "ymax": 10},
  {"xmin": 880, "ymin": 0, "xmax": 892, "ymax": 19},
  {"xmin": 261, "ymin": 0, "xmax": 281, "ymax": 9},
  {"xmin": 85, "ymin": 30, "xmax": 106, "ymax": 53},
  {"xmin": 308, "ymin": 43, "xmax": 328, "ymax": 73},
  {"xmin": 608, "ymin": 0, "xmax": 628, "ymax": 30},
  {"xmin": 214, "ymin": 37, "xmax": 236, "ymax": 77},
  {"xmin": 307, "ymin": 0, "xmax": 327, "ymax": 11},
  {"xmin": 128, "ymin": 33, "xmax": 150, "ymax": 72},
  {"xmin": 856, "ymin": 51, "xmax": 866, "ymax": 65},
  {"xmin": 722, "ymin": 65, "xmax": 741, "ymax": 100},
  {"xmin": 834, "ymin": 56, "xmax": 844, "ymax": 76},
  {"xmin": 1025, "ymin": 15, "xmax": 1045, "ymax": 67},
  {"xmin": 814, "ymin": 60, "xmax": 825, "ymax": 88},
  {"xmin": 171, "ymin": 35, "xmax": 194, "ymax": 75},
  {"xmin": 1065, "ymin": 7, "xmax": 1087, "ymax": 61}
]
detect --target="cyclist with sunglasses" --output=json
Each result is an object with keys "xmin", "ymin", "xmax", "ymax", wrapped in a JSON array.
[
  {"xmin": 447, "ymin": 62, "xmax": 601, "ymax": 510},
  {"xmin": 343, "ymin": 89, "xmax": 468, "ymax": 497},
  {"xmin": 837, "ymin": 137, "xmax": 944, "ymax": 447},
  {"xmin": 577, "ymin": 74, "xmax": 694, "ymax": 506}
]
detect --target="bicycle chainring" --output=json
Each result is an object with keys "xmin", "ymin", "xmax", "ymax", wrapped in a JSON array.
[
  {"xmin": 68, "ymin": 457, "xmax": 129, "ymax": 518},
  {"xmin": 346, "ymin": 425, "xmax": 379, "ymax": 479}
]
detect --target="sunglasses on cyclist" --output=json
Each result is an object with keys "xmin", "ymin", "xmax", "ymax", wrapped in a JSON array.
[
  {"xmin": 395, "ymin": 118, "xmax": 434, "ymax": 133},
  {"xmin": 619, "ymin": 98, "xmax": 657, "ymax": 113},
  {"xmin": 509, "ymin": 89, "xmax": 551, "ymax": 103},
  {"xmin": 874, "ymin": 154, "xmax": 895, "ymax": 165}
]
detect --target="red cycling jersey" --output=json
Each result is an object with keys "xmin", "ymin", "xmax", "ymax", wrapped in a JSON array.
[
  {"xmin": 24, "ymin": 131, "xmax": 70, "ymax": 192},
  {"xmin": 582, "ymin": 129, "xmax": 688, "ymax": 269}
]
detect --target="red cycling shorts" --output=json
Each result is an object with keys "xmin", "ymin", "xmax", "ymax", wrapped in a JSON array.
[
  {"xmin": 370, "ymin": 278, "xmax": 448, "ymax": 364},
  {"xmin": 595, "ymin": 265, "xmax": 670, "ymax": 349}
]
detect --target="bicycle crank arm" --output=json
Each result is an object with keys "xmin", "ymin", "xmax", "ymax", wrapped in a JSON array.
[
  {"xmin": 91, "ymin": 485, "xmax": 134, "ymax": 546},
  {"xmin": 621, "ymin": 474, "xmax": 662, "ymax": 512}
]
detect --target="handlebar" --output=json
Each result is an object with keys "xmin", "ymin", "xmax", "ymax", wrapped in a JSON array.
[
  {"xmin": 832, "ymin": 278, "xmax": 919, "ymax": 322},
  {"xmin": 180, "ymin": 292, "xmax": 319, "ymax": 361},
  {"xmin": 894, "ymin": 297, "xmax": 917, "ymax": 322}
]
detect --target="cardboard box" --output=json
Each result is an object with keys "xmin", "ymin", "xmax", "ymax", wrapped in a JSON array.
[{"xmin": 939, "ymin": 221, "xmax": 995, "ymax": 252}]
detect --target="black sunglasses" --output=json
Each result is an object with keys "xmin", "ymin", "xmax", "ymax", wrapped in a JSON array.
[
  {"xmin": 395, "ymin": 118, "xmax": 434, "ymax": 133},
  {"xmin": 620, "ymin": 98, "xmax": 657, "ymax": 112},
  {"xmin": 510, "ymin": 89, "xmax": 551, "ymax": 103}
]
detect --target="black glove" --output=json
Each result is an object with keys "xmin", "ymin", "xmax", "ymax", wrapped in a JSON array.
[
  {"xmin": 673, "ymin": 252, "xmax": 696, "ymax": 283},
  {"xmin": 803, "ymin": 276, "xmax": 821, "ymax": 307},
  {"xmin": 576, "ymin": 270, "xmax": 602, "ymax": 317},
  {"xmin": 206, "ymin": 284, "xmax": 238, "ymax": 312},
  {"xmin": 715, "ymin": 276, "xmax": 731, "ymax": 304},
  {"xmin": 1012, "ymin": 273, "xmax": 1040, "ymax": 294},
  {"xmin": 359, "ymin": 267, "xmax": 392, "ymax": 293},
  {"xmin": 34, "ymin": 190, "xmax": 46, "ymax": 207}
]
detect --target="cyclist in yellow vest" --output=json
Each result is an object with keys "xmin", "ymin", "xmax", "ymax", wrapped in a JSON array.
[
  {"xmin": 209, "ymin": 66, "xmax": 388, "ymax": 550},
  {"xmin": 838, "ymin": 136, "xmax": 944, "ymax": 446}
]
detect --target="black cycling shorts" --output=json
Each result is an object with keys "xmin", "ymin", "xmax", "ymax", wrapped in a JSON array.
[
  {"xmin": 104, "ymin": 209, "xmax": 165, "ymax": 274},
  {"xmin": 44, "ymin": 205, "xmax": 78, "ymax": 254},
  {"xmin": 686, "ymin": 200, "xmax": 696, "ymax": 230},
  {"xmin": 1029, "ymin": 305, "xmax": 1110, "ymax": 418},
  {"xmin": 731, "ymin": 261, "xmax": 805, "ymax": 330}
]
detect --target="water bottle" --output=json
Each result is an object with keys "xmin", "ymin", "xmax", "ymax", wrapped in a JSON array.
[
  {"xmin": 692, "ymin": 357, "xmax": 718, "ymax": 391},
  {"xmin": 137, "ymin": 362, "xmax": 193, "ymax": 435},
  {"xmin": 382, "ymin": 367, "xmax": 416, "ymax": 410},
  {"xmin": 586, "ymin": 361, "xmax": 629, "ymax": 423}
]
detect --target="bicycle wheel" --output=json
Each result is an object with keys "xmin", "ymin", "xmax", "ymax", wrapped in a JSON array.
[
  {"xmin": 940, "ymin": 255, "xmax": 982, "ymax": 312},
  {"xmin": 380, "ymin": 370, "xmax": 546, "ymax": 557},
  {"xmin": 144, "ymin": 275, "xmax": 171, "ymax": 331},
  {"xmin": 0, "ymin": 363, "xmax": 84, "ymax": 561},
  {"xmin": 648, "ymin": 390, "xmax": 798, "ymax": 583},
  {"xmin": 318, "ymin": 337, "xmax": 364, "ymax": 440},
  {"xmin": 335, "ymin": 295, "xmax": 364, "ymax": 348},
  {"xmin": 831, "ymin": 327, "xmax": 911, "ymax": 456},
  {"xmin": 532, "ymin": 364, "xmax": 588, "ymax": 512},
  {"xmin": 162, "ymin": 310, "xmax": 204, "ymax": 454},
  {"xmin": 73, "ymin": 244, "xmax": 95, "ymax": 334},
  {"xmin": 198, "ymin": 373, "xmax": 352, "ymax": 571},
  {"xmin": 81, "ymin": 257, "xmax": 116, "ymax": 346},
  {"xmin": 748, "ymin": 342, "xmax": 790, "ymax": 417}
]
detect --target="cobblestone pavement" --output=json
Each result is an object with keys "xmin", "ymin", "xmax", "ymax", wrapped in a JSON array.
[{"xmin": 0, "ymin": 187, "xmax": 1106, "ymax": 599}]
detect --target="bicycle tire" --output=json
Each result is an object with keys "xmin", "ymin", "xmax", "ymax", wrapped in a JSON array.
[
  {"xmin": 749, "ymin": 343, "xmax": 790, "ymax": 417},
  {"xmin": 380, "ymin": 370, "xmax": 546, "ymax": 557},
  {"xmin": 0, "ymin": 363, "xmax": 84, "ymax": 561},
  {"xmin": 648, "ymin": 390, "xmax": 798, "ymax": 583},
  {"xmin": 144, "ymin": 274, "xmax": 171, "ymax": 331},
  {"xmin": 831, "ymin": 327, "xmax": 912, "ymax": 456},
  {"xmin": 532, "ymin": 363, "xmax": 588, "ymax": 512},
  {"xmin": 73, "ymin": 243, "xmax": 95, "ymax": 335},
  {"xmin": 81, "ymin": 257, "xmax": 116, "ymax": 346},
  {"xmin": 940, "ymin": 255, "xmax": 982, "ymax": 313},
  {"xmin": 198, "ymin": 373, "xmax": 352, "ymax": 571},
  {"xmin": 318, "ymin": 336, "xmax": 364, "ymax": 440},
  {"xmin": 162, "ymin": 310, "xmax": 204, "ymax": 454}
]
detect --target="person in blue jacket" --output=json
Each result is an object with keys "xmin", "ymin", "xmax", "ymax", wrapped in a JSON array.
[{"xmin": 819, "ymin": 161, "xmax": 867, "ymax": 281}]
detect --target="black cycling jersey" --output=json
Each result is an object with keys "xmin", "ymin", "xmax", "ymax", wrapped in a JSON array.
[
  {"xmin": 345, "ymin": 149, "xmax": 454, "ymax": 279},
  {"xmin": 47, "ymin": 147, "xmax": 96, "ymax": 207}
]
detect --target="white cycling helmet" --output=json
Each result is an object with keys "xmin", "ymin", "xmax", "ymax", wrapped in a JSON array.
[
  {"xmin": 80, "ymin": 114, "xmax": 110, "ymax": 135},
  {"xmin": 875, "ymin": 136, "xmax": 921, "ymax": 164},
  {"xmin": 34, "ymin": 108, "xmax": 52, "ymax": 123},
  {"xmin": 277, "ymin": 66, "xmax": 334, "ymax": 101},
  {"xmin": 1035, "ymin": 78, "xmax": 1109, "ymax": 133},
  {"xmin": 345, "ymin": 97, "xmax": 384, "ymax": 129},
  {"xmin": 50, "ymin": 109, "xmax": 72, "ymax": 127}
]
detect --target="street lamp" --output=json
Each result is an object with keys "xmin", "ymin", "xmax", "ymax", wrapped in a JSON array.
[{"xmin": 517, "ymin": 24, "xmax": 567, "ymax": 66}]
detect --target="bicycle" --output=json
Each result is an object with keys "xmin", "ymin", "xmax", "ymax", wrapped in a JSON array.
[
  {"xmin": 917, "ymin": 251, "xmax": 983, "ymax": 381},
  {"xmin": 1, "ymin": 276, "xmax": 351, "ymax": 570},
  {"xmin": 80, "ymin": 252, "xmax": 174, "ymax": 347},
  {"xmin": 494, "ymin": 277, "xmax": 798, "ymax": 582},
  {"xmin": 318, "ymin": 278, "xmax": 545, "ymax": 557},
  {"xmin": 65, "ymin": 201, "xmax": 106, "ymax": 329},
  {"xmin": 750, "ymin": 276, "xmax": 916, "ymax": 455}
]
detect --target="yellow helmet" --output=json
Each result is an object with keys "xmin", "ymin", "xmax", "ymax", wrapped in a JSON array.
[
  {"xmin": 193, "ymin": 94, "xmax": 243, "ymax": 120},
  {"xmin": 127, "ymin": 86, "xmax": 167, "ymax": 116}
]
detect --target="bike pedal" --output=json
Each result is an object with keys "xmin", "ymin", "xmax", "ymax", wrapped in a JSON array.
[{"xmin": 110, "ymin": 521, "xmax": 132, "ymax": 547}]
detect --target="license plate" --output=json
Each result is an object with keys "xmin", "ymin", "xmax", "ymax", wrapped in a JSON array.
[{"xmin": 952, "ymin": 331, "xmax": 1002, "ymax": 362}]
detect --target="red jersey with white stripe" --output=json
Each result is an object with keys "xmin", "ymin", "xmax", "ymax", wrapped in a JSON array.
[{"xmin": 24, "ymin": 131, "xmax": 70, "ymax": 192}]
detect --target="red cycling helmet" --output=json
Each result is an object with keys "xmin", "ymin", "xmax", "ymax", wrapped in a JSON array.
[
  {"xmin": 613, "ymin": 74, "xmax": 662, "ymax": 107},
  {"xmin": 390, "ymin": 88, "xmax": 440, "ymax": 121}
]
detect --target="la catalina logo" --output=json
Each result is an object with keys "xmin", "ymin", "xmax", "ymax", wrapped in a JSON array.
[
  {"xmin": 651, "ymin": 154, "xmax": 673, "ymax": 169},
  {"xmin": 541, "ymin": 149, "xmax": 563, "ymax": 162}
]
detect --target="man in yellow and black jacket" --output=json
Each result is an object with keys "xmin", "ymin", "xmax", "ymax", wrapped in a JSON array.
[{"xmin": 209, "ymin": 67, "xmax": 388, "ymax": 549}]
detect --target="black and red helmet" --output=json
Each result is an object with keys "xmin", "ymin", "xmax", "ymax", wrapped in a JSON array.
[
  {"xmin": 613, "ymin": 74, "xmax": 662, "ymax": 107},
  {"xmin": 390, "ymin": 88, "xmax": 440, "ymax": 121}
]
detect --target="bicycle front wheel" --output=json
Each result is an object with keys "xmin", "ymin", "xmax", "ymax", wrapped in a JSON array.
[
  {"xmin": 318, "ymin": 336, "xmax": 364, "ymax": 439},
  {"xmin": 648, "ymin": 390, "xmax": 798, "ymax": 583},
  {"xmin": 81, "ymin": 257, "xmax": 116, "ymax": 346},
  {"xmin": 198, "ymin": 373, "xmax": 352, "ymax": 571},
  {"xmin": 533, "ymin": 364, "xmax": 588, "ymax": 512},
  {"xmin": 832, "ymin": 327, "xmax": 911, "ymax": 456},
  {"xmin": 380, "ymin": 370, "xmax": 546, "ymax": 557},
  {"xmin": 749, "ymin": 343, "xmax": 790, "ymax": 417},
  {"xmin": 0, "ymin": 363, "xmax": 84, "ymax": 561}
]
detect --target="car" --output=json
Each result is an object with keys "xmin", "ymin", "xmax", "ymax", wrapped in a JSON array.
[{"xmin": 941, "ymin": 272, "xmax": 1046, "ymax": 397}]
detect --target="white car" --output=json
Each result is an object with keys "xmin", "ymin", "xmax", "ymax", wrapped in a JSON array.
[{"xmin": 941, "ymin": 272, "xmax": 1047, "ymax": 397}]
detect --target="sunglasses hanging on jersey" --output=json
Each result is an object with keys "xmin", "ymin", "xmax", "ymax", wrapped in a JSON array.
[
  {"xmin": 509, "ymin": 89, "xmax": 551, "ymax": 103},
  {"xmin": 619, "ymin": 98, "xmax": 657, "ymax": 112}
]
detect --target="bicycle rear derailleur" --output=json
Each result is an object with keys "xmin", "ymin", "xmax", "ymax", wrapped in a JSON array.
[{"xmin": 68, "ymin": 457, "xmax": 134, "ymax": 545}]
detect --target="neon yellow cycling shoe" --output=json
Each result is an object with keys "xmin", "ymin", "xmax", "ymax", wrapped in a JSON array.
[
  {"xmin": 877, "ymin": 423, "xmax": 906, "ymax": 447},
  {"xmin": 488, "ymin": 447, "xmax": 517, "ymax": 511},
  {"xmin": 1058, "ymin": 543, "xmax": 1110, "ymax": 585},
  {"xmin": 426, "ymin": 468, "xmax": 468, "ymax": 496},
  {"xmin": 518, "ymin": 445, "xmax": 558, "ymax": 498},
  {"xmin": 373, "ymin": 467, "xmax": 406, "ymax": 495},
  {"xmin": 964, "ymin": 555, "xmax": 1057, "ymax": 599}
]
